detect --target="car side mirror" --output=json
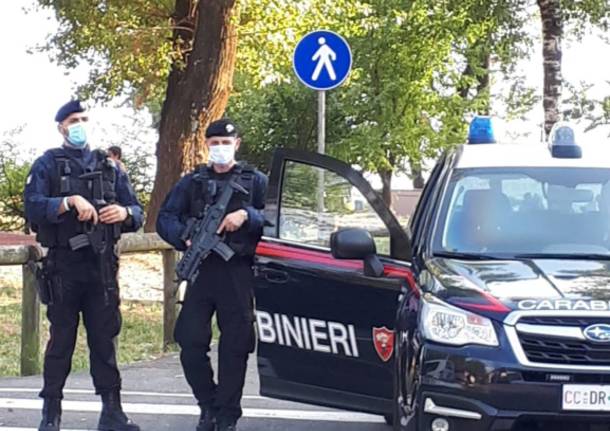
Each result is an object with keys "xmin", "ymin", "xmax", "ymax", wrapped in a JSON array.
[{"xmin": 330, "ymin": 228, "xmax": 384, "ymax": 278}]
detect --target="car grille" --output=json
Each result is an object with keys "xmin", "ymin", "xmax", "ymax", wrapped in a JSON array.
[
  {"xmin": 518, "ymin": 316, "xmax": 610, "ymax": 327},
  {"xmin": 510, "ymin": 313, "xmax": 610, "ymax": 368},
  {"xmin": 519, "ymin": 333, "xmax": 610, "ymax": 366}
]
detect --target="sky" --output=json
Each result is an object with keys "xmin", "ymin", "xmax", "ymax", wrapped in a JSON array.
[{"xmin": 0, "ymin": 2, "xmax": 609, "ymax": 188}]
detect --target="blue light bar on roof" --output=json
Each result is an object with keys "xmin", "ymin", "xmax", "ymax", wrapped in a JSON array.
[
  {"xmin": 549, "ymin": 122, "xmax": 582, "ymax": 159},
  {"xmin": 468, "ymin": 116, "xmax": 497, "ymax": 145}
]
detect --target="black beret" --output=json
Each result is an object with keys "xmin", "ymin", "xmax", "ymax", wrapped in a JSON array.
[
  {"xmin": 205, "ymin": 119, "xmax": 239, "ymax": 138},
  {"xmin": 55, "ymin": 100, "xmax": 86, "ymax": 123}
]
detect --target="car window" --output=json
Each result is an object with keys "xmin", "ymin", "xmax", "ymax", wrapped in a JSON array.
[
  {"xmin": 279, "ymin": 161, "xmax": 391, "ymax": 255},
  {"xmin": 435, "ymin": 167, "xmax": 610, "ymax": 256}
]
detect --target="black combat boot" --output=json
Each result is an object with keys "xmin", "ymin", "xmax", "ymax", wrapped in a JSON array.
[
  {"xmin": 216, "ymin": 419, "xmax": 237, "ymax": 431},
  {"xmin": 39, "ymin": 398, "xmax": 61, "ymax": 431},
  {"xmin": 196, "ymin": 406, "xmax": 216, "ymax": 431},
  {"xmin": 97, "ymin": 390, "xmax": 140, "ymax": 431}
]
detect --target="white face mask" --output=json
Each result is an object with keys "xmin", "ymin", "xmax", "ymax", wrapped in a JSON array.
[{"xmin": 209, "ymin": 143, "xmax": 236, "ymax": 165}]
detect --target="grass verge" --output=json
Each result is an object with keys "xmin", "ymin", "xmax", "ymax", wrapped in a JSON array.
[{"xmin": 0, "ymin": 284, "xmax": 173, "ymax": 377}]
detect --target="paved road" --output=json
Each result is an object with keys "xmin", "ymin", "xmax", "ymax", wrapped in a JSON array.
[{"xmin": 0, "ymin": 352, "xmax": 390, "ymax": 431}]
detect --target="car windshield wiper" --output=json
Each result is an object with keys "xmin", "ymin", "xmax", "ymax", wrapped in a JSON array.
[
  {"xmin": 433, "ymin": 251, "xmax": 505, "ymax": 261},
  {"xmin": 513, "ymin": 253, "xmax": 610, "ymax": 260}
]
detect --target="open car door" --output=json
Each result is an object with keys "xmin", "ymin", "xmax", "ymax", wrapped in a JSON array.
[{"xmin": 254, "ymin": 149, "xmax": 415, "ymax": 416}]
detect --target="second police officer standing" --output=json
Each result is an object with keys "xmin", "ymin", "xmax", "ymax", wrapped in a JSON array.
[
  {"xmin": 24, "ymin": 100, "xmax": 143, "ymax": 431},
  {"xmin": 157, "ymin": 119, "xmax": 267, "ymax": 431}
]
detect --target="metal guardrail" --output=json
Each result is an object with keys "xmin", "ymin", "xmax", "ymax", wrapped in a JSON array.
[{"xmin": 0, "ymin": 233, "xmax": 177, "ymax": 376}]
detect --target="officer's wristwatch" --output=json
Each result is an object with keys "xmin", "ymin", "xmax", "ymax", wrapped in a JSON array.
[{"xmin": 126, "ymin": 206, "xmax": 134, "ymax": 219}]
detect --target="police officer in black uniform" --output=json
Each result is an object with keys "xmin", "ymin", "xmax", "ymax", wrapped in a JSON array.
[
  {"xmin": 24, "ymin": 100, "xmax": 143, "ymax": 431},
  {"xmin": 156, "ymin": 119, "xmax": 267, "ymax": 431}
]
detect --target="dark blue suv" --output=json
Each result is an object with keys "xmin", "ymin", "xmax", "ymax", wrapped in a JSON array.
[{"xmin": 253, "ymin": 134, "xmax": 610, "ymax": 431}]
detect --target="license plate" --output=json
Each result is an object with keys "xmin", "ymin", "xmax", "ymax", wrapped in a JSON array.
[{"xmin": 563, "ymin": 385, "xmax": 610, "ymax": 411}]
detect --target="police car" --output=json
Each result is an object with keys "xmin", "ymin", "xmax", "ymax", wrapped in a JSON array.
[{"xmin": 253, "ymin": 118, "xmax": 610, "ymax": 431}]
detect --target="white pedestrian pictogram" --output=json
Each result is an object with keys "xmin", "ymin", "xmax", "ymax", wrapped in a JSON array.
[{"xmin": 311, "ymin": 37, "xmax": 337, "ymax": 81}]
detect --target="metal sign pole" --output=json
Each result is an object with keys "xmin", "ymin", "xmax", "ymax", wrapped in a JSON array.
[
  {"xmin": 318, "ymin": 90, "xmax": 326, "ymax": 154},
  {"xmin": 317, "ymin": 90, "xmax": 326, "ymax": 213}
]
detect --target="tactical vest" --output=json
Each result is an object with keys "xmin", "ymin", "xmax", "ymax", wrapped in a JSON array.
[
  {"xmin": 34, "ymin": 148, "xmax": 119, "ymax": 248},
  {"xmin": 187, "ymin": 162, "xmax": 258, "ymax": 257}
]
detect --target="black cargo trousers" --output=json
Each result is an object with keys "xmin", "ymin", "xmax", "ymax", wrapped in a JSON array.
[
  {"xmin": 39, "ymin": 248, "xmax": 122, "ymax": 399},
  {"xmin": 174, "ymin": 253, "xmax": 256, "ymax": 423}
]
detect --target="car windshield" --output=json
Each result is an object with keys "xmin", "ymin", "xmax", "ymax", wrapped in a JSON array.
[{"xmin": 433, "ymin": 167, "xmax": 610, "ymax": 258}]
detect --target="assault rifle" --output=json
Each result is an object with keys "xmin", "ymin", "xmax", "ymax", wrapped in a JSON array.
[
  {"xmin": 68, "ymin": 169, "xmax": 121, "ymax": 304},
  {"xmin": 176, "ymin": 177, "xmax": 248, "ymax": 287}
]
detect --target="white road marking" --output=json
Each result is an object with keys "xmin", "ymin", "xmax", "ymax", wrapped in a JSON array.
[
  {"xmin": 0, "ymin": 398, "xmax": 384, "ymax": 423},
  {"xmin": 0, "ymin": 388, "xmax": 266, "ymax": 400},
  {"xmin": 0, "ymin": 428, "xmax": 88, "ymax": 431},
  {"xmin": 0, "ymin": 429, "xmax": 88, "ymax": 431}
]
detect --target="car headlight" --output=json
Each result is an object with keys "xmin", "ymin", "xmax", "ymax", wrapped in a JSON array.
[{"xmin": 420, "ymin": 300, "xmax": 498, "ymax": 347}]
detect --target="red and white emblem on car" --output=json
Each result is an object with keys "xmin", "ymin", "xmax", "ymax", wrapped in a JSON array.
[{"xmin": 372, "ymin": 327, "xmax": 395, "ymax": 362}]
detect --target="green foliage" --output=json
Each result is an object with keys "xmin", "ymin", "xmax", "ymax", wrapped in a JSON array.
[
  {"xmin": 563, "ymin": 81, "xmax": 610, "ymax": 133},
  {"xmin": 32, "ymin": 0, "xmax": 610, "ymax": 186},
  {"xmin": 122, "ymin": 146, "xmax": 155, "ymax": 210},
  {"xmin": 0, "ymin": 129, "xmax": 32, "ymax": 232},
  {"xmin": 96, "ymin": 115, "xmax": 157, "ymax": 208},
  {"xmin": 561, "ymin": 0, "xmax": 610, "ymax": 37},
  {"xmin": 329, "ymin": 0, "xmax": 478, "ymax": 173},
  {"xmin": 229, "ymin": 78, "xmax": 350, "ymax": 172},
  {"xmin": 504, "ymin": 76, "xmax": 541, "ymax": 120},
  {"xmin": 233, "ymin": 0, "xmax": 511, "ymax": 183},
  {"xmin": 33, "ymin": 0, "xmax": 175, "ymax": 105},
  {"xmin": 32, "ymin": 0, "xmax": 366, "ymax": 109},
  {"xmin": 29, "ymin": 0, "xmax": 539, "ymax": 173}
]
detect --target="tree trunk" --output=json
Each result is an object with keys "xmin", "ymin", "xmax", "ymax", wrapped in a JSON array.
[
  {"xmin": 145, "ymin": 0, "xmax": 239, "ymax": 231},
  {"xmin": 476, "ymin": 53, "xmax": 491, "ymax": 114},
  {"xmin": 538, "ymin": 0, "xmax": 563, "ymax": 137},
  {"xmin": 409, "ymin": 160, "xmax": 425, "ymax": 190},
  {"xmin": 379, "ymin": 169, "xmax": 392, "ymax": 207}
]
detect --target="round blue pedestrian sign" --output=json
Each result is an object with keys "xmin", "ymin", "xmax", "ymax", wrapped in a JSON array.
[{"xmin": 293, "ymin": 30, "xmax": 352, "ymax": 91}]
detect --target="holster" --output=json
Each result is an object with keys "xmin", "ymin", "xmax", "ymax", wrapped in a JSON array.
[{"xmin": 29, "ymin": 258, "xmax": 62, "ymax": 306}]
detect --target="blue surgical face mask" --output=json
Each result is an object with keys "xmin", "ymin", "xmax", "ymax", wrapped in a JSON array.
[{"xmin": 66, "ymin": 123, "xmax": 87, "ymax": 147}]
